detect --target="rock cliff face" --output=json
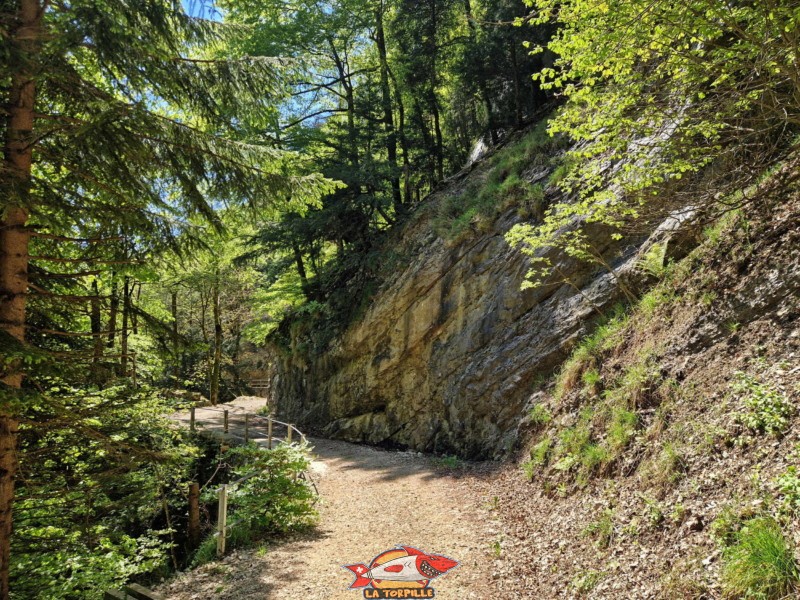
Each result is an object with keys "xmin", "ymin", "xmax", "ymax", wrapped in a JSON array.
[{"xmin": 268, "ymin": 145, "xmax": 689, "ymax": 459}]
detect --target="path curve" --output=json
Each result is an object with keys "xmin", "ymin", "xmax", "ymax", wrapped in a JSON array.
[{"xmin": 158, "ymin": 409, "xmax": 496, "ymax": 600}]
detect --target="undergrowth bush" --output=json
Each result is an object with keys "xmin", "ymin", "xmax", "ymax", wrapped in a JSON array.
[
  {"xmin": 528, "ymin": 403, "xmax": 552, "ymax": 427},
  {"xmin": 582, "ymin": 508, "xmax": 614, "ymax": 549},
  {"xmin": 193, "ymin": 442, "xmax": 318, "ymax": 566},
  {"xmin": 12, "ymin": 384, "xmax": 198, "ymax": 600},
  {"xmin": 733, "ymin": 372, "xmax": 794, "ymax": 436}
]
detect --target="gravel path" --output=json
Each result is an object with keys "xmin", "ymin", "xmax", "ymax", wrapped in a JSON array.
[{"xmin": 158, "ymin": 414, "xmax": 497, "ymax": 600}]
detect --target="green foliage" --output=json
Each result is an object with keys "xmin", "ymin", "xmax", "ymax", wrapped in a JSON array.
[
  {"xmin": 580, "ymin": 368, "xmax": 600, "ymax": 390},
  {"xmin": 775, "ymin": 463, "xmax": 800, "ymax": 518},
  {"xmin": 733, "ymin": 372, "xmax": 794, "ymax": 436},
  {"xmin": 571, "ymin": 569, "xmax": 605, "ymax": 595},
  {"xmin": 606, "ymin": 358, "xmax": 658, "ymax": 409},
  {"xmin": 522, "ymin": 437, "xmax": 553, "ymax": 480},
  {"xmin": 554, "ymin": 305, "xmax": 629, "ymax": 400},
  {"xmin": 582, "ymin": 508, "xmax": 614, "ymax": 549},
  {"xmin": 434, "ymin": 455, "xmax": 462, "ymax": 469},
  {"xmin": 641, "ymin": 496, "xmax": 665, "ymax": 529},
  {"xmin": 509, "ymin": 0, "xmax": 800, "ymax": 287},
  {"xmin": 434, "ymin": 124, "xmax": 561, "ymax": 241},
  {"xmin": 606, "ymin": 407, "xmax": 638, "ymax": 453},
  {"xmin": 637, "ymin": 243, "xmax": 669, "ymax": 279},
  {"xmin": 530, "ymin": 438, "xmax": 552, "ymax": 467},
  {"xmin": 11, "ymin": 385, "xmax": 198, "ymax": 599},
  {"xmin": 638, "ymin": 287, "xmax": 679, "ymax": 320},
  {"xmin": 193, "ymin": 443, "xmax": 318, "ymax": 566},
  {"xmin": 720, "ymin": 517, "xmax": 800, "ymax": 600},
  {"xmin": 528, "ymin": 403, "xmax": 552, "ymax": 427}
]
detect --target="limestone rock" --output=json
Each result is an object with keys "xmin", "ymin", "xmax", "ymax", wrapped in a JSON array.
[{"xmin": 268, "ymin": 186, "xmax": 694, "ymax": 459}]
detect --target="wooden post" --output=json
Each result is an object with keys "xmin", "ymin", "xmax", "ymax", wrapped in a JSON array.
[
  {"xmin": 188, "ymin": 482, "xmax": 200, "ymax": 550},
  {"xmin": 267, "ymin": 418, "xmax": 273, "ymax": 450},
  {"xmin": 223, "ymin": 409, "xmax": 229, "ymax": 434},
  {"xmin": 287, "ymin": 425, "xmax": 293, "ymax": 443},
  {"xmin": 216, "ymin": 484, "xmax": 228, "ymax": 557},
  {"xmin": 190, "ymin": 407, "xmax": 196, "ymax": 432},
  {"xmin": 244, "ymin": 414, "xmax": 249, "ymax": 443}
]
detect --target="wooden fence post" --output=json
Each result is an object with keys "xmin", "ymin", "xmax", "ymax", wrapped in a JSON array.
[
  {"xmin": 190, "ymin": 407, "xmax": 196, "ymax": 432},
  {"xmin": 216, "ymin": 484, "xmax": 228, "ymax": 557},
  {"xmin": 287, "ymin": 424, "xmax": 293, "ymax": 443},
  {"xmin": 223, "ymin": 409, "xmax": 229, "ymax": 434},
  {"xmin": 267, "ymin": 418, "xmax": 273, "ymax": 450},
  {"xmin": 244, "ymin": 414, "xmax": 249, "ymax": 443},
  {"xmin": 188, "ymin": 482, "xmax": 200, "ymax": 550}
]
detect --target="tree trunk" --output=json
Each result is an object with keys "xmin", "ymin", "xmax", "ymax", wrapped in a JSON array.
[
  {"xmin": 107, "ymin": 273, "xmax": 118, "ymax": 348},
  {"xmin": 292, "ymin": 243, "xmax": 311, "ymax": 300},
  {"xmin": 388, "ymin": 66, "xmax": 411, "ymax": 205},
  {"xmin": 510, "ymin": 37, "xmax": 523, "ymax": 128},
  {"xmin": 429, "ymin": 0, "xmax": 444, "ymax": 183},
  {"xmin": 131, "ymin": 281, "xmax": 139, "ymax": 335},
  {"xmin": 0, "ymin": 0, "xmax": 42, "ymax": 596},
  {"xmin": 209, "ymin": 280, "xmax": 222, "ymax": 406},
  {"xmin": 171, "ymin": 289, "xmax": 179, "ymax": 386},
  {"xmin": 431, "ymin": 92, "xmax": 444, "ymax": 183},
  {"xmin": 328, "ymin": 38, "xmax": 358, "ymax": 168},
  {"xmin": 411, "ymin": 97, "xmax": 435, "ymax": 190},
  {"xmin": 375, "ymin": 1, "xmax": 403, "ymax": 214},
  {"xmin": 90, "ymin": 279, "xmax": 104, "ymax": 383},
  {"xmin": 120, "ymin": 277, "xmax": 130, "ymax": 376}
]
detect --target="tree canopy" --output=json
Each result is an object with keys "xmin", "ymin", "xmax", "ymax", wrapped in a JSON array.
[{"xmin": 507, "ymin": 0, "xmax": 800, "ymax": 285}]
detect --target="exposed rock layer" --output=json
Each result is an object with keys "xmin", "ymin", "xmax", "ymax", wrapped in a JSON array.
[{"xmin": 269, "ymin": 160, "xmax": 686, "ymax": 459}]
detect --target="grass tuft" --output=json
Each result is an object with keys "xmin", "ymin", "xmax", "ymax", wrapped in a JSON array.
[{"xmin": 721, "ymin": 517, "xmax": 800, "ymax": 599}]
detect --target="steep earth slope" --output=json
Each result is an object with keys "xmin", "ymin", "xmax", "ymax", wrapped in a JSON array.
[{"xmin": 480, "ymin": 191, "xmax": 800, "ymax": 598}]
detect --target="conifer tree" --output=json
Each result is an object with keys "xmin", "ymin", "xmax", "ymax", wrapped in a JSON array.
[{"xmin": 0, "ymin": 1, "xmax": 334, "ymax": 595}]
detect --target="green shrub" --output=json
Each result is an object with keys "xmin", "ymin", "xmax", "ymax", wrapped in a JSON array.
[
  {"xmin": 554, "ymin": 306, "xmax": 630, "ymax": 400},
  {"xmin": 529, "ymin": 403, "xmax": 552, "ymax": 426},
  {"xmin": 436, "ymin": 125, "xmax": 557, "ymax": 240},
  {"xmin": 11, "ymin": 385, "xmax": 197, "ymax": 599},
  {"xmin": 522, "ymin": 459, "xmax": 536, "ymax": 482},
  {"xmin": 775, "ymin": 465, "xmax": 800, "ymax": 517},
  {"xmin": 720, "ymin": 517, "xmax": 799, "ymax": 599},
  {"xmin": 530, "ymin": 438, "xmax": 552, "ymax": 467},
  {"xmin": 582, "ymin": 508, "xmax": 614, "ymax": 549},
  {"xmin": 435, "ymin": 455, "xmax": 461, "ymax": 469},
  {"xmin": 637, "ymin": 242, "xmax": 669, "ymax": 279},
  {"xmin": 193, "ymin": 442, "xmax": 318, "ymax": 566},
  {"xmin": 579, "ymin": 443, "xmax": 609, "ymax": 479},
  {"xmin": 733, "ymin": 372, "xmax": 794, "ymax": 436}
]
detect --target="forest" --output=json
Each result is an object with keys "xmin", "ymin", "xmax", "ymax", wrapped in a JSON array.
[{"xmin": 2, "ymin": 0, "xmax": 799, "ymax": 597}]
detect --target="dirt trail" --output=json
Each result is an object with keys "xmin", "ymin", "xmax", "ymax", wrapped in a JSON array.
[{"xmin": 159, "ymin": 410, "xmax": 497, "ymax": 600}]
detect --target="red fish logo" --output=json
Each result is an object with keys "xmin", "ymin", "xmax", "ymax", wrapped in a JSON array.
[{"xmin": 344, "ymin": 546, "xmax": 458, "ymax": 598}]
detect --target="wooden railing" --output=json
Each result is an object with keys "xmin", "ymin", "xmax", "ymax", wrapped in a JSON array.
[
  {"xmin": 188, "ymin": 406, "xmax": 306, "ymax": 448},
  {"xmin": 247, "ymin": 378, "xmax": 270, "ymax": 397}
]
